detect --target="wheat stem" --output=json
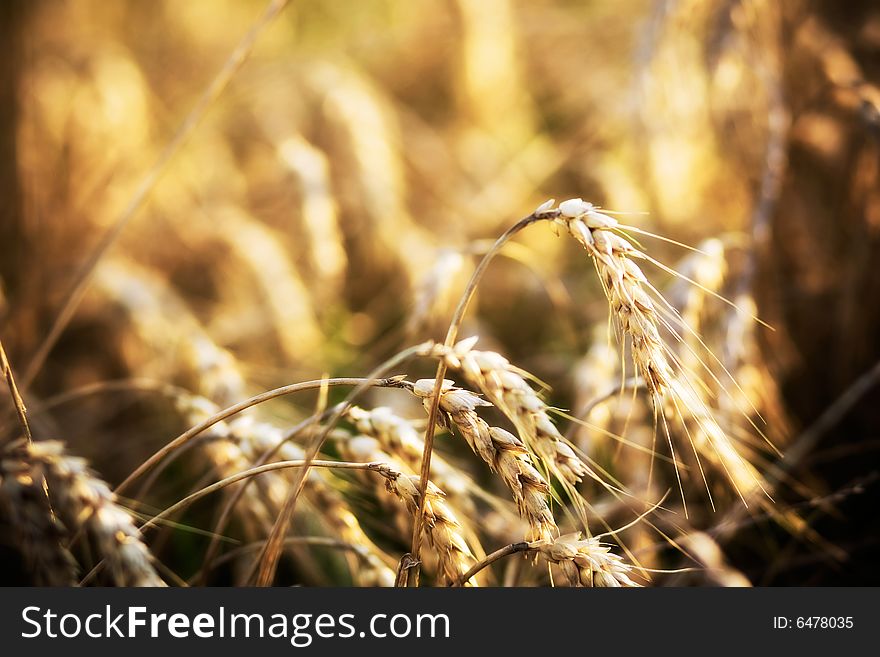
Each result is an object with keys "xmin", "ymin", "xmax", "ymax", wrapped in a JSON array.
[
  {"xmin": 141, "ymin": 459, "xmax": 395, "ymax": 532},
  {"xmin": 0, "ymin": 336, "xmax": 31, "ymax": 444},
  {"xmin": 19, "ymin": 0, "xmax": 293, "ymax": 392},
  {"xmin": 115, "ymin": 376, "xmax": 409, "ymax": 496},
  {"xmin": 195, "ymin": 536, "xmax": 379, "ymax": 581},
  {"xmin": 408, "ymin": 206, "xmax": 560, "ymax": 586},
  {"xmin": 454, "ymin": 541, "xmax": 534, "ymax": 587},
  {"xmin": 254, "ymin": 345, "xmax": 423, "ymax": 586},
  {"xmin": 197, "ymin": 404, "xmax": 342, "ymax": 584}
]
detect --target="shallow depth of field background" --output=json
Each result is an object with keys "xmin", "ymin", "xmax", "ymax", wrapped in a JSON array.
[{"xmin": 1, "ymin": 0, "xmax": 878, "ymax": 585}]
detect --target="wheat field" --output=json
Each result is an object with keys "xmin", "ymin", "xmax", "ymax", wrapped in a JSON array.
[{"xmin": 1, "ymin": 0, "xmax": 878, "ymax": 587}]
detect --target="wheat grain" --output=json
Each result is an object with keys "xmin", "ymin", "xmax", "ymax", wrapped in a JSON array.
[
  {"xmin": 275, "ymin": 134, "xmax": 347, "ymax": 295},
  {"xmin": 210, "ymin": 207, "xmax": 324, "ymax": 363},
  {"xmin": 571, "ymin": 325, "xmax": 623, "ymax": 452},
  {"xmin": 308, "ymin": 63, "xmax": 435, "ymax": 289},
  {"xmin": 93, "ymin": 258, "xmax": 247, "ymax": 406},
  {"xmin": 666, "ymin": 238, "xmax": 728, "ymax": 335},
  {"xmin": 677, "ymin": 531, "xmax": 751, "ymax": 586},
  {"xmin": 406, "ymin": 248, "xmax": 467, "ymax": 337}
]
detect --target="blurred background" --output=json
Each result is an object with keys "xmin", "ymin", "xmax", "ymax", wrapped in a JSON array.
[{"xmin": 1, "ymin": 0, "xmax": 878, "ymax": 585}]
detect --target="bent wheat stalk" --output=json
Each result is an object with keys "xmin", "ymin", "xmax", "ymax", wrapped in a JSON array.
[
  {"xmin": 409, "ymin": 202, "xmax": 562, "ymax": 585},
  {"xmin": 254, "ymin": 344, "xmax": 426, "ymax": 586},
  {"xmin": 20, "ymin": 0, "xmax": 293, "ymax": 391},
  {"xmin": 410, "ymin": 198, "xmax": 755, "ymax": 580},
  {"xmin": 115, "ymin": 376, "xmax": 412, "ymax": 496}
]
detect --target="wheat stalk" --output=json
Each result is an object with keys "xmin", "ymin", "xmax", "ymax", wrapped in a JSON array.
[
  {"xmin": 173, "ymin": 393, "xmax": 396, "ymax": 586},
  {"xmin": 228, "ymin": 416, "xmax": 398, "ymax": 587},
  {"xmin": 1, "ymin": 337, "xmax": 32, "ymax": 444},
  {"xmin": 570, "ymin": 326, "xmax": 622, "ymax": 452}
]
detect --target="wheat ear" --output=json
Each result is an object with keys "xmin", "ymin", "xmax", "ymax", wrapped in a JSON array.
[
  {"xmin": 536, "ymin": 532, "xmax": 640, "ymax": 587},
  {"xmin": 553, "ymin": 199, "xmax": 764, "ymax": 507},
  {"xmin": 18, "ymin": 440, "xmax": 164, "ymax": 586},
  {"xmin": 383, "ymin": 471, "xmax": 478, "ymax": 586},
  {"xmin": 347, "ymin": 406, "xmax": 479, "ymax": 511},
  {"xmin": 457, "ymin": 532, "xmax": 640, "ymax": 588},
  {"xmin": 0, "ymin": 441, "xmax": 78, "ymax": 585},
  {"xmin": 346, "ymin": 405, "xmax": 526, "ymax": 548},
  {"xmin": 340, "ymin": 435, "xmax": 477, "ymax": 586},
  {"xmin": 412, "ymin": 379, "xmax": 558, "ymax": 543},
  {"xmin": 422, "ymin": 339, "xmax": 588, "ymax": 487},
  {"xmin": 556, "ymin": 200, "xmax": 676, "ymax": 399}
]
